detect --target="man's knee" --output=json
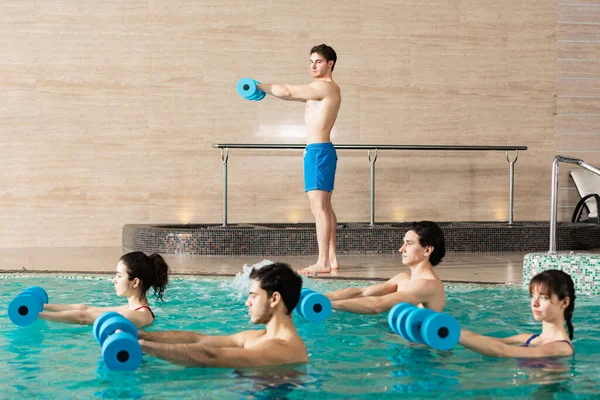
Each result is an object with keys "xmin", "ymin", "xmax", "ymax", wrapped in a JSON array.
[
  {"xmin": 310, "ymin": 202, "xmax": 329, "ymax": 216},
  {"xmin": 309, "ymin": 201, "xmax": 329, "ymax": 217}
]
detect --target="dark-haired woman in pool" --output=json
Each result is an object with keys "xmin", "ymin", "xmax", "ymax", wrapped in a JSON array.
[
  {"xmin": 39, "ymin": 252, "xmax": 169, "ymax": 328},
  {"xmin": 460, "ymin": 270, "xmax": 575, "ymax": 358}
]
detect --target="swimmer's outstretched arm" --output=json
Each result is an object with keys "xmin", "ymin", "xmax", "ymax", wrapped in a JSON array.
[
  {"xmin": 43, "ymin": 303, "xmax": 88, "ymax": 311},
  {"xmin": 459, "ymin": 330, "xmax": 573, "ymax": 358},
  {"xmin": 326, "ymin": 281, "xmax": 397, "ymax": 301},
  {"xmin": 139, "ymin": 330, "xmax": 256, "ymax": 347},
  {"xmin": 137, "ymin": 330, "xmax": 202, "ymax": 344},
  {"xmin": 331, "ymin": 292, "xmax": 418, "ymax": 314},
  {"xmin": 39, "ymin": 309, "xmax": 107, "ymax": 325},
  {"xmin": 257, "ymin": 80, "xmax": 331, "ymax": 102},
  {"xmin": 331, "ymin": 280, "xmax": 434, "ymax": 314},
  {"xmin": 43, "ymin": 303, "xmax": 122, "ymax": 312},
  {"xmin": 39, "ymin": 308, "xmax": 151, "ymax": 328},
  {"xmin": 139, "ymin": 338, "xmax": 304, "ymax": 368},
  {"xmin": 496, "ymin": 334, "xmax": 536, "ymax": 345}
]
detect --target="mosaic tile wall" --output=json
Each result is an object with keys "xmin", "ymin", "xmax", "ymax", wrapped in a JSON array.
[
  {"xmin": 122, "ymin": 221, "xmax": 600, "ymax": 256},
  {"xmin": 523, "ymin": 253, "xmax": 600, "ymax": 295}
]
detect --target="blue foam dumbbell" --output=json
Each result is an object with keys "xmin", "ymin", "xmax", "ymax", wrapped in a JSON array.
[
  {"xmin": 93, "ymin": 311, "xmax": 122, "ymax": 342},
  {"xmin": 387, "ymin": 302, "xmax": 416, "ymax": 337},
  {"xmin": 252, "ymin": 86, "xmax": 266, "ymax": 101},
  {"xmin": 8, "ymin": 286, "xmax": 49, "ymax": 326},
  {"xmin": 22, "ymin": 286, "xmax": 49, "ymax": 304},
  {"xmin": 236, "ymin": 78, "xmax": 265, "ymax": 101},
  {"xmin": 387, "ymin": 303, "xmax": 460, "ymax": 351},
  {"xmin": 295, "ymin": 288, "xmax": 332, "ymax": 322},
  {"xmin": 94, "ymin": 313, "xmax": 142, "ymax": 371},
  {"xmin": 420, "ymin": 312, "xmax": 460, "ymax": 351},
  {"xmin": 404, "ymin": 308, "xmax": 436, "ymax": 343},
  {"xmin": 247, "ymin": 80, "xmax": 262, "ymax": 100}
]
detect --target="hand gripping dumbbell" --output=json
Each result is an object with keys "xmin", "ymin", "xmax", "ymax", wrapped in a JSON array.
[
  {"xmin": 93, "ymin": 312, "xmax": 142, "ymax": 371},
  {"xmin": 8, "ymin": 286, "xmax": 49, "ymax": 326},
  {"xmin": 387, "ymin": 302, "xmax": 460, "ymax": 351},
  {"xmin": 236, "ymin": 77, "xmax": 266, "ymax": 101},
  {"xmin": 294, "ymin": 288, "xmax": 332, "ymax": 322}
]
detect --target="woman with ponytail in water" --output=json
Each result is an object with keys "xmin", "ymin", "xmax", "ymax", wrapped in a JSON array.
[
  {"xmin": 39, "ymin": 252, "xmax": 169, "ymax": 328},
  {"xmin": 460, "ymin": 269, "xmax": 575, "ymax": 358}
]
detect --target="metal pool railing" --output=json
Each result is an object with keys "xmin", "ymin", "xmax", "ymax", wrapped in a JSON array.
[{"xmin": 212, "ymin": 143, "xmax": 528, "ymax": 227}]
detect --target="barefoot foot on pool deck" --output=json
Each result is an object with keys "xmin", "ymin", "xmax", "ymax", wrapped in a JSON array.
[
  {"xmin": 329, "ymin": 256, "xmax": 340, "ymax": 270},
  {"xmin": 298, "ymin": 264, "xmax": 332, "ymax": 276}
]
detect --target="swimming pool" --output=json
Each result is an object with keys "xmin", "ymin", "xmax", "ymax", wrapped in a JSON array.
[{"xmin": 1, "ymin": 274, "xmax": 599, "ymax": 399}]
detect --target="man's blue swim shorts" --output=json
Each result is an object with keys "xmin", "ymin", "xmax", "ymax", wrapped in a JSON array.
[{"xmin": 304, "ymin": 142, "xmax": 337, "ymax": 192}]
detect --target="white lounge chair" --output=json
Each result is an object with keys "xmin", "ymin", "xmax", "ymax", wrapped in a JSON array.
[{"xmin": 570, "ymin": 169, "xmax": 600, "ymax": 224}]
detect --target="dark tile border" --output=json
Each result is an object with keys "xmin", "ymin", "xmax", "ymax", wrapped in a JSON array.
[{"xmin": 122, "ymin": 221, "xmax": 600, "ymax": 256}]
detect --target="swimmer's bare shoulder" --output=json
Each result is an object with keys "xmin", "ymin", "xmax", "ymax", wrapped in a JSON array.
[
  {"xmin": 232, "ymin": 329, "xmax": 266, "ymax": 347},
  {"xmin": 310, "ymin": 79, "xmax": 340, "ymax": 97},
  {"xmin": 389, "ymin": 272, "xmax": 411, "ymax": 284},
  {"xmin": 247, "ymin": 335, "xmax": 308, "ymax": 365}
]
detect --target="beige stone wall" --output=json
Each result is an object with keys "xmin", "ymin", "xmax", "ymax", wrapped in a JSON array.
[
  {"xmin": 556, "ymin": 0, "xmax": 600, "ymax": 220},
  {"xmin": 1, "ymin": 0, "xmax": 597, "ymax": 247}
]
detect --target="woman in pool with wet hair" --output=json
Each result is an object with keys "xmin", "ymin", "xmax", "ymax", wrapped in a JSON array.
[
  {"xmin": 459, "ymin": 269, "xmax": 575, "ymax": 358},
  {"xmin": 39, "ymin": 252, "xmax": 169, "ymax": 328}
]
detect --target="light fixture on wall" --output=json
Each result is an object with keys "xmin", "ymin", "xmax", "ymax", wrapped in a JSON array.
[
  {"xmin": 393, "ymin": 208, "xmax": 406, "ymax": 222},
  {"xmin": 177, "ymin": 206, "xmax": 193, "ymax": 224},
  {"xmin": 493, "ymin": 202, "xmax": 507, "ymax": 221},
  {"xmin": 288, "ymin": 210, "xmax": 302, "ymax": 223}
]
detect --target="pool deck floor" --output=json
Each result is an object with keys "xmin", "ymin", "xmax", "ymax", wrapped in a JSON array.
[{"xmin": 0, "ymin": 247, "xmax": 574, "ymax": 284}]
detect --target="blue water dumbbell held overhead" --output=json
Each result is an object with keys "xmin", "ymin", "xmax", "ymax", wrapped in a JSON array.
[
  {"xmin": 94, "ymin": 312, "xmax": 142, "ymax": 372},
  {"xmin": 236, "ymin": 78, "xmax": 266, "ymax": 101},
  {"xmin": 295, "ymin": 288, "xmax": 332, "ymax": 322},
  {"xmin": 387, "ymin": 302, "xmax": 460, "ymax": 351},
  {"xmin": 8, "ymin": 286, "xmax": 49, "ymax": 326}
]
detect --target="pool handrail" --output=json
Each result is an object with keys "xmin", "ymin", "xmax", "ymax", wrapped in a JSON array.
[
  {"xmin": 212, "ymin": 143, "xmax": 528, "ymax": 227},
  {"xmin": 549, "ymin": 155, "xmax": 600, "ymax": 253},
  {"xmin": 212, "ymin": 144, "xmax": 527, "ymax": 151}
]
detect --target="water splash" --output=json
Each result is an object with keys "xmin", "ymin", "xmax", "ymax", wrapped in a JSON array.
[{"xmin": 224, "ymin": 259, "xmax": 274, "ymax": 301}]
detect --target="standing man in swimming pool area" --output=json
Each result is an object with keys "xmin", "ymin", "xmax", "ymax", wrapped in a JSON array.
[
  {"xmin": 256, "ymin": 44, "xmax": 342, "ymax": 275},
  {"xmin": 325, "ymin": 221, "xmax": 447, "ymax": 314},
  {"xmin": 138, "ymin": 263, "xmax": 309, "ymax": 368}
]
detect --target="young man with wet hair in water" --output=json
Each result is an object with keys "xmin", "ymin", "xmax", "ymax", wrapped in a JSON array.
[{"xmin": 138, "ymin": 263, "xmax": 309, "ymax": 368}]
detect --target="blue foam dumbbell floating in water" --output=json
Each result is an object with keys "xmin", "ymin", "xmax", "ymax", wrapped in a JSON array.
[
  {"xmin": 387, "ymin": 302, "xmax": 460, "ymax": 351},
  {"xmin": 236, "ymin": 78, "xmax": 266, "ymax": 101},
  {"xmin": 388, "ymin": 302, "xmax": 422, "ymax": 341},
  {"xmin": 387, "ymin": 302, "xmax": 415, "ymax": 336},
  {"xmin": 295, "ymin": 288, "xmax": 332, "ymax": 322},
  {"xmin": 404, "ymin": 308, "xmax": 439, "ymax": 344},
  {"xmin": 22, "ymin": 286, "xmax": 49, "ymax": 304},
  {"xmin": 93, "ymin": 311, "xmax": 122, "ymax": 342},
  {"xmin": 420, "ymin": 312, "xmax": 460, "ymax": 351},
  {"xmin": 8, "ymin": 286, "xmax": 49, "ymax": 326},
  {"xmin": 93, "ymin": 312, "xmax": 142, "ymax": 371}
]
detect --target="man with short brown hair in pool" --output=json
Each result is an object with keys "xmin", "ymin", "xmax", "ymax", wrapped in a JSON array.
[
  {"xmin": 256, "ymin": 44, "xmax": 341, "ymax": 275},
  {"xmin": 138, "ymin": 263, "xmax": 309, "ymax": 368},
  {"xmin": 326, "ymin": 221, "xmax": 446, "ymax": 314}
]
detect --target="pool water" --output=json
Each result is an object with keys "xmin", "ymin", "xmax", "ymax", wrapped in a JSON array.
[{"xmin": 1, "ymin": 274, "xmax": 599, "ymax": 399}]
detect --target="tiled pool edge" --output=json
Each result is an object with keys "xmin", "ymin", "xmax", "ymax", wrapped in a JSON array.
[
  {"xmin": 0, "ymin": 270, "xmax": 515, "ymax": 284},
  {"xmin": 523, "ymin": 252, "xmax": 600, "ymax": 295},
  {"xmin": 123, "ymin": 221, "xmax": 600, "ymax": 256}
]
